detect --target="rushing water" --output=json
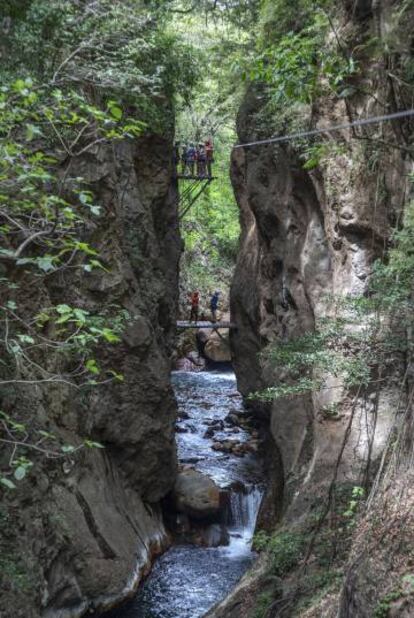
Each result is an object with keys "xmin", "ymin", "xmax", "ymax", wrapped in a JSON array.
[{"xmin": 102, "ymin": 370, "xmax": 263, "ymax": 618}]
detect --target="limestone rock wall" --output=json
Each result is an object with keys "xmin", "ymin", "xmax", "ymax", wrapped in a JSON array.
[
  {"xmin": 0, "ymin": 137, "xmax": 181, "ymax": 617},
  {"xmin": 226, "ymin": 0, "xmax": 414, "ymax": 615},
  {"xmin": 231, "ymin": 0, "xmax": 411, "ymax": 517}
]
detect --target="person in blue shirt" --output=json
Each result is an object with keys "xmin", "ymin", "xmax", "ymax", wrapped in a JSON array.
[
  {"xmin": 187, "ymin": 143, "xmax": 196, "ymax": 176},
  {"xmin": 210, "ymin": 290, "xmax": 220, "ymax": 322}
]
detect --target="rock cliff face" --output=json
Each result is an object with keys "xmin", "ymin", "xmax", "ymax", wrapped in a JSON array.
[
  {"xmin": 231, "ymin": 105, "xmax": 408, "ymax": 517},
  {"xmin": 0, "ymin": 137, "xmax": 181, "ymax": 617},
  {"xmin": 224, "ymin": 0, "xmax": 414, "ymax": 616}
]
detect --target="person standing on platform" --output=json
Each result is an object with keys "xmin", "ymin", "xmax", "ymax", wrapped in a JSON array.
[
  {"xmin": 205, "ymin": 139, "xmax": 214, "ymax": 178},
  {"xmin": 197, "ymin": 143, "xmax": 206, "ymax": 177},
  {"xmin": 189, "ymin": 290, "xmax": 200, "ymax": 322},
  {"xmin": 210, "ymin": 290, "xmax": 220, "ymax": 322},
  {"xmin": 187, "ymin": 143, "xmax": 196, "ymax": 176}
]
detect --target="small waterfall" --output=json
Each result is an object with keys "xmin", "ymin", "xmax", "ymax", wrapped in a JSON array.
[
  {"xmin": 228, "ymin": 486, "xmax": 263, "ymax": 532},
  {"xmin": 223, "ymin": 485, "xmax": 263, "ymax": 558}
]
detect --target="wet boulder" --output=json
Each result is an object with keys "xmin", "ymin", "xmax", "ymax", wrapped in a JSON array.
[
  {"xmin": 204, "ymin": 419, "xmax": 224, "ymax": 430},
  {"xmin": 203, "ymin": 427, "xmax": 216, "ymax": 439},
  {"xmin": 172, "ymin": 470, "xmax": 224, "ymax": 520},
  {"xmin": 212, "ymin": 440, "xmax": 238, "ymax": 453},
  {"xmin": 175, "ymin": 352, "xmax": 206, "ymax": 372},
  {"xmin": 197, "ymin": 315, "xmax": 232, "ymax": 364},
  {"xmin": 225, "ymin": 413, "xmax": 240, "ymax": 426},
  {"xmin": 204, "ymin": 332, "xmax": 231, "ymax": 363},
  {"xmin": 175, "ymin": 425, "xmax": 188, "ymax": 433}
]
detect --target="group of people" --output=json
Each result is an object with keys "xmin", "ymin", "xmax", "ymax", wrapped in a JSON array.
[
  {"xmin": 174, "ymin": 139, "xmax": 214, "ymax": 178},
  {"xmin": 189, "ymin": 290, "xmax": 220, "ymax": 323}
]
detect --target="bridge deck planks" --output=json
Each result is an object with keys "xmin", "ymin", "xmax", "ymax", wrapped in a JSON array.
[{"xmin": 176, "ymin": 321, "xmax": 236, "ymax": 329}]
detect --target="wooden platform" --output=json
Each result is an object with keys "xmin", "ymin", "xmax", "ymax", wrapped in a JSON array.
[{"xmin": 176, "ymin": 321, "xmax": 236, "ymax": 329}]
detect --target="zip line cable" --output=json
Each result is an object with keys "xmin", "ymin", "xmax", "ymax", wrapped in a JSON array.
[{"xmin": 233, "ymin": 108, "xmax": 414, "ymax": 149}]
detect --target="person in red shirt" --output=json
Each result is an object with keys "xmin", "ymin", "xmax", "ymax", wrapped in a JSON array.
[{"xmin": 189, "ymin": 290, "xmax": 200, "ymax": 322}]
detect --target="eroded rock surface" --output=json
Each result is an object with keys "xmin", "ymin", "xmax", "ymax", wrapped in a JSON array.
[
  {"xmin": 173, "ymin": 469, "xmax": 224, "ymax": 521},
  {"xmin": 197, "ymin": 315, "xmax": 232, "ymax": 364},
  {"xmin": 231, "ymin": 42, "xmax": 409, "ymax": 513},
  {"xmin": 0, "ymin": 137, "xmax": 181, "ymax": 617},
  {"xmin": 223, "ymin": 1, "xmax": 414, "ymax": 616}
]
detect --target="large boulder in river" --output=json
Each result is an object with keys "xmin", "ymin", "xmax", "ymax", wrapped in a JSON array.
[
  {"xmin": 173, "ymin": 470, "xmax": 223, "ymax": 520},
  {"xmin": 175, "ymin": 350, "xmax": 206, "ymax": 372},
  {"xmin": 204, "ymin": 330, "xmax": 231, "ymax": 362},
  {"xmin": 197, "ymin": 313, "xmax": 232, "ymax": 363}
]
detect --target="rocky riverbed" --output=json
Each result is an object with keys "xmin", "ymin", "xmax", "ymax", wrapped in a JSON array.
[{"xmin": 99, "ymin": 370, "xmax": 264, "ymax": 618}]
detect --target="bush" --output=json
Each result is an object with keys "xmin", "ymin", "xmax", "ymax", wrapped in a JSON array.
[
  {"xmin": 254, "ymin": 591, "xmax": 274, "ymax": 618},
  {"xmin": 254, "ymin": 530, "xmax": 305, "ymax": 577}
]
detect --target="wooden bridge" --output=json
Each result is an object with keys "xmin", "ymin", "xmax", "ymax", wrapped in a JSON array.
[{"xmin": 176, "ymin": 321, "xmax": 236, "ymax": 329}]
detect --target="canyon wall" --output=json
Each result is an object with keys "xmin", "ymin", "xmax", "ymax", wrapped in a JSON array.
[
  {"xmin": 0, "ymin": 137, "xmax": 181, "ymax": 617},
  {"xmin": 222, "ymin": 0, "xmax": 414, "ymax": 615}
]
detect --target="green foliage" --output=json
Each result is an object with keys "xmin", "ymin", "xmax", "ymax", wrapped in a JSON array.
[
  {"xmin": 371, "ymin": 197, "xmax": 414, "ymax": 309},
  {"xmin": 0, "ymin": 554, "xmax": 32, "ymax": 593},
  {"xmin": 253, "ymin": 311, "xmax": 374, "ymax": 402},
  {"xmin": 0, "ymin": 0, "xmax": 204, "ymax": 492},
  {"xmin": 0, "ymin": 78, "xmax": 142, "ymax": 270},
  {"xmin": 302, "ymin": 141, "xmax": 347, "ymax": 170},
  {"xmin": 374, "ymin": 575, "xmax": 414, "ymax": 617},
  {"xmin": 320, "ymin": 402, "xmax": 341, "ymax": 419},
  {"xmin": 254, "ymin": 378, "xmax": 320, "ymax": 402},
  {"xmin": 181, "ymin": 129, "xmax": 240, "ymax": 260},
  {"xmin": 254, "ymin": 591, "xmax": 274, "ymax": 618},
  {"xmin": 294, "ymin": 569, "xmax": 343, "ymax": 613},
  {"xmin": 254, "ymin": 530, "xmax": 305, "ymax": 577},
  {"xmin": 343, "ymin": 486, "xmax": 365, "ymax": 520},
  {"xmin": 0, "ymin": 76, "xmax": 137, "ymax": 488},
  {"xmin": 1, "ymin": 0, "xmax": 199, "ymax": 129},
  {"xmin": 230, "ymin": 0, "xmax": 359, "ymax": 146},
  {"xmin": 152, "ymin": 0, "xmax": 260, "ymax": 29},
  {"xmin": 251, "ymin": 11, "xmax": 357, "ymax": 105},
  {"xmin": 0, "ymin": 79, "xmax": 130, "ymax": 384},
  {"xmin": 259, "ymin": 0, "xmax": 331, "ymax": 42}
]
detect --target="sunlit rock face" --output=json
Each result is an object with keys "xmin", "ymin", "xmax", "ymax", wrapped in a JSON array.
[
  {"xmin": 230, "ymin": 80, "xmax": 408, "ymax": 513},
  {"xmin": 225, "ymin": 1, "xmax": 414, "ymax": 615},
  {"xmin": 1, "ymin": 136, "xmax": 181, "ymax": 617}
]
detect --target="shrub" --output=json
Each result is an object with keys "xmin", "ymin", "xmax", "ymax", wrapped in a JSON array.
[{"xmin": 254, "ymin": 530, "xmax": 305, "ymax": 577}]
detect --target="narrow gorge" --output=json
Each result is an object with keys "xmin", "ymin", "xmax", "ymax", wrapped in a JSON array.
[{"xmin": 1, "ymin": 1, "xmax": 414, "ymax": 618}]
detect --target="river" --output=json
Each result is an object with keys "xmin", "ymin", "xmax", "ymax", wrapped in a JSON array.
[{"xmin": 101, "ymin": 370, "xmax": 264, "ymax": 618}]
